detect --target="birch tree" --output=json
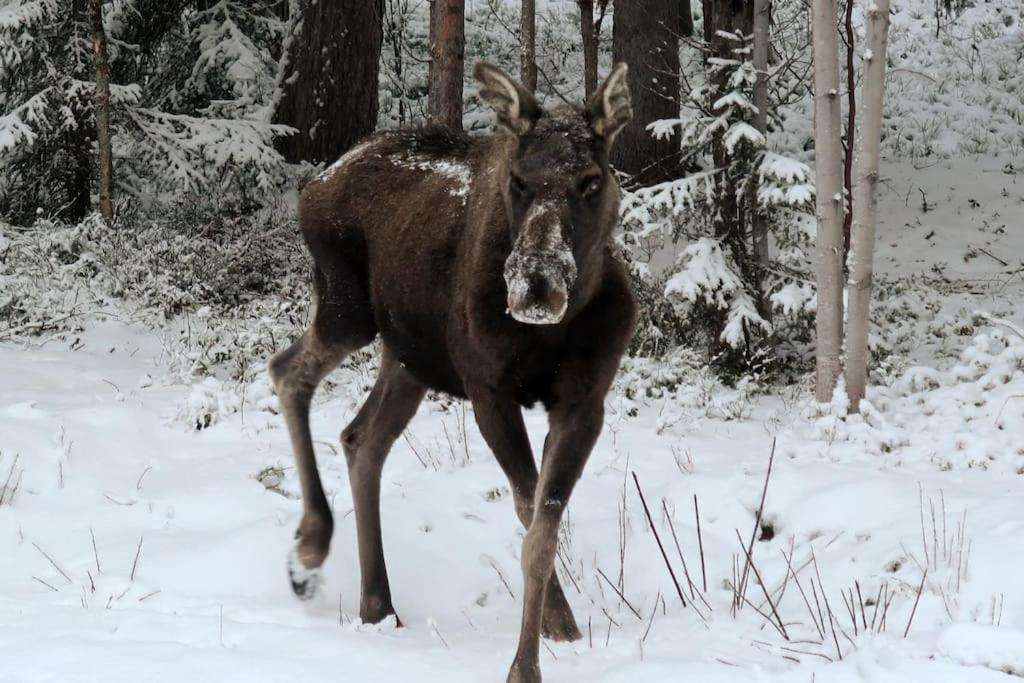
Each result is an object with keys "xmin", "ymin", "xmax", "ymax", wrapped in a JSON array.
[
  {"xmin": 844, "ymin": 0, "xmax": 892, "ymax": 410},
  {"xmin": 90, "ymin": 0, "xmax": 114, "ymax": 223},
  {"xmin": 811, "ymin": 0, "xmax": 845, "ymax": 403},
  {"xmin": 428, "ymin": 0, "xmax": 465, "ymax": 127}
]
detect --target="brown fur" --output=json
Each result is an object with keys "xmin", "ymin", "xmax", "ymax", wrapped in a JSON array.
[{"xmin": 270, "ymin": 63, "xmax": 636, "ymax": 683}]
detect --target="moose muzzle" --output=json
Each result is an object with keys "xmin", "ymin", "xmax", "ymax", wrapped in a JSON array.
[{"xmin": 504, "ymin": 203, "xmax": 578, "ymax": 325}]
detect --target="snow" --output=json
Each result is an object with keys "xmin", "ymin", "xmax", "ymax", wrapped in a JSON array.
[
  {"xmin": 3, "ymin": 0, "xmax": 1024, "ymax": 680},
  {"xmin": 314, "ymin": 139, "xmax": 379, "ymax": 184},
  {"xmin": 0, "ymin": 165, "xmax": 1023, "ymax": 680},
  {"xmin": 3, "ymin": 302, "xmax": 1024, "ymax": 681},
  {"xmin": 397, "ymin": 156, "xmax": 474, "ymax": 199}
]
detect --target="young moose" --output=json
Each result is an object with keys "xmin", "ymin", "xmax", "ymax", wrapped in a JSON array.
[{"xmin": 270, "ymin": 62, "xmax": 636, "ymax": 683}]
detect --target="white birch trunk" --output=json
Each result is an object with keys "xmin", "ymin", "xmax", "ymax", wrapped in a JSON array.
[
  {"xmin": 812, "ymin": 0, "xmax": 845, "ymax": 403},
  {"xmin": 844, "ymin": 0, "xmax": 892, "ymax": 411}
]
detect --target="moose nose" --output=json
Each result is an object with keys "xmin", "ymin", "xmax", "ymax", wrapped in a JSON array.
[
  {"xmin": 506, "ymin": 267, "xmax": 569, "ymax": 325},
  {"xmin": 529, "ymin": 274, "xmax": 567, "ymax": 315},
  {"xmin": 527, "ymin": 272, "xmax": 549, "ymax": 300}
]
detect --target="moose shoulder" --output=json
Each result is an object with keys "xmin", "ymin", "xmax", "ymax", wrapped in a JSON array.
[{"xmin": 270, "ymin": 62, "xmax": 637, "ymax": 683}]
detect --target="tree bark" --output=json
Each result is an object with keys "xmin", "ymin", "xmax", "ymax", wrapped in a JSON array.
[
  {"xmin": 275, "ymin": 0, "xmax": 384, "ymax": 164},
  {"xmin": 611, "ymin": 0, "xmax": 681, "ymax": 184},
  {"xmin": 842, "ymin": 0, "xmax": 856, "ymax": 257},
  {"xmin": 679, "ymin": 0, "xmax": 695, "ymax": 37},
  {"xmin": 520, "ymin": 0, "xmax": 537, "ymax": 93},
  {"xmin": 812, "ymin": 0, "xmax": 845, "ymax": 403},
  {"xmin": 751, "ymin": 0, "xmax": 770, "ymax": 271},
  {"xmin": 428, "ymin": 0, "xmax": 464, "ymax": 128},
  {"xmin": 579, "ymin": 0, "xmax": 598, "ymax": 99},
  {"xmin": 90, "ymin": 0, "xmax": 114, "ymax": 223},
  {"xmin": 844, "ymin": 0, "xmax": 892, "ymax": 412}
]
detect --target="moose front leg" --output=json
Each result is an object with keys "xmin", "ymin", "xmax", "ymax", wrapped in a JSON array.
[
  {"xmin": 506, "ymin": 398, "xmax": 604, "ymax": 683},
  {"xmin": 469, "ymin": 391, "xmax": 582, "ymax": 642}
]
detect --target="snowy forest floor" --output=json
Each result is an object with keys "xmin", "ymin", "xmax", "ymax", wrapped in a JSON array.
[{"xmin": 2, "ymin": 157, "xmax": 1024, "ymax": 682}]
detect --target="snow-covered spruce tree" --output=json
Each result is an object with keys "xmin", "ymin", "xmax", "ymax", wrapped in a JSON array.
[
  {"xmin": 0, "ymin": 0, "xmax": 106, "ymax": 221},
  {"xmin": 619, "ymin": 31, "xmax": 815, "ymax": 380},
  {"xmin": 0, "ymin": 0, "xmax": 292, "ymax": 223}
]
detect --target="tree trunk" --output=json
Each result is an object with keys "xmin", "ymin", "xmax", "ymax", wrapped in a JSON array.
[
  {"xmin": 579, "ymin": 0, "xmax": 598, "ymax": 99},
  {"xmin": 842, "ymin": 0, "xmax": 856, "ymax": 257},
  {"xmin": 90, "ymin": 0, "xmax": 114, "ymax": 223},
  {"xmin": 812, "ymin": 0, "xmax": 845, "ymax": 403},
  {"xmin": 844, "ymin": 0, "xmax": 891, "ymax": 412},
  {"xmin": 679, "ymin": 0, "xmax": 695, "ymax": 37},
  {"xmin": 611, "ymin": 0, "xmax": 681, "ymax": 184},
  {"xmin": 275, "ymin": 0, "xmax": 384, "ymax": 164},
  {"xmin": 751, "ymin": 0, "xmax": 770, "ymax": 272},
  {"xmin": 520, "ymin": 0, "xmax": 537, "ymax": 93},
  {"xmin": 428, "ymin": 0, "xmax": 464, "ymax": 128}
]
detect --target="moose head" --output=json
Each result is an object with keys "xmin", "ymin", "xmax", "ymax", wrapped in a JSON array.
[{"xmin": 474, "ymin": 62, "xmax": 633, "ymax": 325}]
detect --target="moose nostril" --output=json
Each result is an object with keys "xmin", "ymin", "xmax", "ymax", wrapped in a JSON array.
[
  {"xmin": 527, "ymin": 272, "xmax": 550, "ymax": 299},
  {"xmin": 547, "ymin": 287, "xmax": 567, "ymax": 314}
]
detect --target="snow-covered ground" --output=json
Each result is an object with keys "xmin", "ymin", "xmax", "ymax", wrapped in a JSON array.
[{"xmin": 2, "ymin": 158, "xmax": 1023, "ymax": 682}]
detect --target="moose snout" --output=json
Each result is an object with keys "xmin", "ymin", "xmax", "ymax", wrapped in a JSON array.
[{"xmin": 504, "ymin": 249, "xmax": 577, "ymax": 325}]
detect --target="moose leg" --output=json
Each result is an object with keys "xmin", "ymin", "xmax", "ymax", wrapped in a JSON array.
[
  {"xmin": 471, "ymin": 394, "xmax": 581, "ymax": 642},
  {"xmin": 506, "ymin": 399, "xmax": 605, "ymax": 683},
  {"xmin": 270, "ymin": 330, "xmax": 349, "ymax": 599},
  {"xmin": 341, "ymin": 348, "xmax": 426, "ymax": 624}
]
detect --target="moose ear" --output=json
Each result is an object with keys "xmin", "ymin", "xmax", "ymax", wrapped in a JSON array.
[
  {"xmin": 474, "ymin": 62, "xmax": 542, "ymax": 136},
  {"xmin": 587, "ymin": 63, "xmax": 632, "ymax": 144}
]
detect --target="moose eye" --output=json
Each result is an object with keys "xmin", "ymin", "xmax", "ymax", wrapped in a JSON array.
[{"xmin": 579, "ymin": 174, "xmax": 602, "ymax": 198}]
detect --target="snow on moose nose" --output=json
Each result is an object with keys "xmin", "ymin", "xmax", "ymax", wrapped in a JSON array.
[{"xmin": 504, "ymin": 202, "xmax": 577, "ymax": 324}]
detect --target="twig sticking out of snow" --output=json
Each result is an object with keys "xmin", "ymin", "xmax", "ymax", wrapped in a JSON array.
[
  {"xmin": 904, "ymin": 568, "xmax": 929, "ymax": 638},
  {"xmin": 734, "ymin": 530, "xmax": 789, "ymax": 641},
  {"xmin": 976, "ymin": 311, "xmax": 1024, "ymax": 340},
  {"xmin": 130, "ymin": 536, "xmax": 144, "ymax": 582},
  {"xmin": 595, "ymin": 567, "xmax": 643, "ymax": 621},
  {"xmin": 663, "ymin": 499, "xmax": 712, "ymax": 613},
  {"xmin": 694, "ymin": 495, "xmax": 707, "ymax": 594},
  {"xmin": 738, "ymin": 438, "xmax": 776, "ymax": 606},
  {"xmin": 90, "ymin": 528, "xmax": 101, "ymax": 576},
  {"xmin": 632, "ymin": 472, "xmax": 690, "ymax": 612},
  {"xmin": 0, "ymin": 453, "xmax": 22, "ymax": 507},
  {"xmin": 32, "ymin": 542, "xmax": 72, "ymax": 584}
]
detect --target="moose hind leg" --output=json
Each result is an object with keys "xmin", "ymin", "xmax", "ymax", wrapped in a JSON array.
[
  {"xmin": 270, "ymin": 331, "xmax": 347, "ymax": 599},
  {"xmin": 341, "ymin": 348, "xmax": 425, "ymax": 624},
  {"xmin": 271, "ymin": 257, "xmax": 377, "ymax": 600}
]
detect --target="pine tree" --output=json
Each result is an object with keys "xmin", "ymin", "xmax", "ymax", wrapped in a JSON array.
[
  {"xmin": 611, "ymin": 0, "xmax": 681, "ymax": 184},
  {"xmin": 275, "ymin": 0, "xmax": 385, "ymax": 163}
]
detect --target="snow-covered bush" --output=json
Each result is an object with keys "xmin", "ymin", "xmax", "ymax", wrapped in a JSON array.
[
  {"xmin": 620, "ymin": 31, "xmax": 815, "ymax": 382},
  {"xmin": 796, "ymin": 318, "xmax": 1024, "ymax": 474},
  {"xmin": 0, "ymin": 203, "xmax": 314, "ymax": 377}
]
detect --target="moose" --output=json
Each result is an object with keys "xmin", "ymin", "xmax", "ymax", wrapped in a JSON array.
[{"xmin": 269, "ymin": 62, "xmax": 636, "ymax": 683}]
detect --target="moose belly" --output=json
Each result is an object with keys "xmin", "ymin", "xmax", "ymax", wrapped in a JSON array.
[{"xmin": 377, "ymin": 307, "xmax": 466, "ymax": 398}]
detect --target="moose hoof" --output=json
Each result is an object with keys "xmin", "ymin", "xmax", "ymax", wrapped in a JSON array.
[
  {"xmin": 506, "ymin": 658, "xmax": 542, "ymax": 683},
  {"xmin": 360, "ymin": 594, "xmax": 402, "ymax": 627},
  {"xmin": 288, "ymin": 548, "xmax": 322, "ymax": 601}
]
